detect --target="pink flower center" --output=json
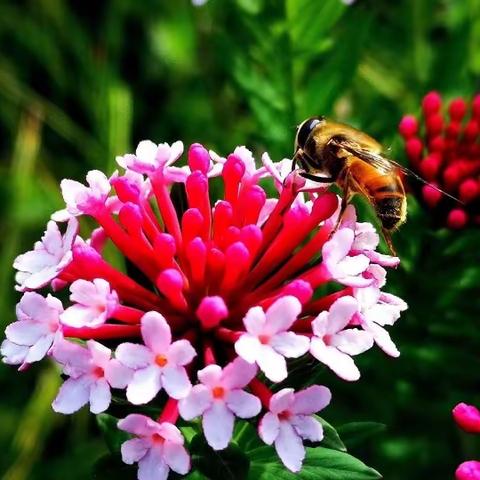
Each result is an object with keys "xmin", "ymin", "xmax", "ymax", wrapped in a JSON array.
[
  {"xmin": 278, "ymin": 410, "xmax": 292, "ymax": 421},
  {"xmin": 212, "ymin": 386, "xmax": 225, "ymax": 399},
  {"xmin": 49, "ymin": 322, "xmax": 58, "ymax": 333},
  {"xmin": 155, "ymin": 354, "xmax": 168, "ymax": 367},
  {"xmin": 323, "ymin": 334, "xmax": 333, "ymax": 345},
  {"xmin": 259, "ymin": 334, "xmax": 270, "ymax": 345},
  {"xmin": 151, "ymin": 433, "xmax": 165, "ymax": 444},
  {"xmin": 93, "ymin": 366, "xmax": 104, "ymax": 378}
]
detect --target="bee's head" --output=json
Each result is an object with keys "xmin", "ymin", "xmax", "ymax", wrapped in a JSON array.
[{"xmin": 295, "ymin": 116, "xmax": 325, "ymax": 151}]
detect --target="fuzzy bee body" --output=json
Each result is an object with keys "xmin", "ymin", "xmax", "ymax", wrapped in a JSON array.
[{"xmin": 293, "ymin": 116, "xmax": 407, "ymax": 254}]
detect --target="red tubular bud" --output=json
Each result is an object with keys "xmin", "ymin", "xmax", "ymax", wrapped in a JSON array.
[
  {"xmin": 428, "ymin": 136, "xmax": 445, "ymax": 152},
  {"xmin": 422, "ymin": 184, "xmax": 442, "ymax": 208},
  {"xmin": 419, "ymin": 154, "xmax": 441, "ymax": 180},
  {"xmin": 426, "ymin": 114, "xmax": 443, "ymax": 136},
  {"xmin": 447, "ymin": 208, "xmax": 468, "ymax": 229},
  {"xmin": 448, "ymin": 97, "xmax": 467, "ymax": 121},
  {"xmin": 459, "ymin": 178, "xmax": 479, "ymax": 203},
  {"xmin": 422, "ymin": 91, "xmax": 442, "ymax": 116},
  {"xmin": 399, "ymin": 115, "xmax": 418, "ymax": 138},
  {"xmin": 405, "ymin": 138, "xmax": 423, "ymax": 162},
  {"xmin": 472, "ymin": 94, "xmax": 480, "ymax": 119}
]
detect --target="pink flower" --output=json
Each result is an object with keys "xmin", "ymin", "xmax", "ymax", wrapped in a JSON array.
[
  {"xmin": 14, "ymin": 218, "xmax": 78, "ymax": 291},
  {"xmin": 235, "ymin": 296, "xmax": 309, "ymax": 382},
  {"xmin": 116, "ymin": 312, "xmax": 196, "ymax": 404},
  {"xmin": 52, "ymin": 339, "xmax": 132, "ymax": 414},
  {"xmin": 321, "ymin": 229, "xmax": 373, "ymax": 287},
  {"xmin": 453, "ymin": 403, "xmax": 480, "ymax": 434},
  {"xmin": 117, "ymin": 140, "xmax": 184, "ymax": 176},
  {"xmin": 56, "ymin": 170, "xmax": 111, "ymax": 219},
  {"xmin": 118, "ymin": 414, "xmax": 190, "ymax": 480},
  {"xmin": 179, "ymin": 358, "xmax": 261, "ymax": 450},
  {"xmin": 258, "ymin": 386, "xmax": 331, "ymax": 472},
  {"xmin": 1, "ymin": 292, "xmax": 63, "ymax": 368},
  {"xmin": 456, "ymin": 461, "xmax": 480, "ymax": 480},
  {"xmin": 60, "ymin": 278, "xmax": 119, "ymax": 328},
  {"xmin": 353, "ymin": 286, "xmax": 407, "ymax": 357},
  {"xmin": 310, "ymin": 296, "xmax": 373, "ymax": 381},
  {"xmin": 3, "ymin": 140, "xmax": 407, "ymax": 474}
]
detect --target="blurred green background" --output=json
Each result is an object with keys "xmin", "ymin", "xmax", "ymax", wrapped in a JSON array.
[{"xmin": 1, "ymin": 0, "xmax": 480, "ymax": 478}]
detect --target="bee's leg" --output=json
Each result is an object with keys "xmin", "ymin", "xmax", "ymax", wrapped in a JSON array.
[
  {"xmin": 299, "ymin": 172, "xmax": 334, "ymax": 183},
  {"xmin": 382, "ymin": 229, "xmax": 397, "ymax": 256},
  {"xmin": 332, "ymin": 178, "xmax": 354, "ymax": 233}
]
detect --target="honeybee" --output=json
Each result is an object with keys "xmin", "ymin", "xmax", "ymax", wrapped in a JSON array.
[{"xmin": 293, "ymin": 116, "xmax": 411, "ymax": 255}]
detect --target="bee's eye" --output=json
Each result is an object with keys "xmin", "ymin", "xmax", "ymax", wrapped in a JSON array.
[{"xmin": 296, "ymin": 116, "xmax": 323, "ymax": 149}]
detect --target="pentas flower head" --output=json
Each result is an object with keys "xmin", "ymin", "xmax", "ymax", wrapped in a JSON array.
[
  {"xmin": 2, "ymin": 140, "xmax": 407, "ymax": 478},
  {"xmin": 399, "ymin": 92, "xmax": 480, "ymax": 229}
]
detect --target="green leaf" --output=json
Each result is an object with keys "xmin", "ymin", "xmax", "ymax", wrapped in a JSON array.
[
  {"xmin": 96, "ymin": 414, "xmax": 129, "ymax": 454},
  {"xmin": 249, "ymin": 446, "xmax": 382, "ymax": 480},
  {"xmin": 337, "ymin": 422, "xmax": 386, "ymax": 450},
  {"xmin": 317, "ymin": 417, "xmax": 347, "ymax": 452},
  {"xmin": 190, "ymin": 434, "xmax": 250, "ymax": 480}
]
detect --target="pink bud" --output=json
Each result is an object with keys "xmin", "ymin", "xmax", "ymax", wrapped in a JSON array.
[
  {"xmin": 405, "ymin": 138, "xmax": 423, "ymax": 161},
  {"xmin": 188, "ymin": 143, "xmax": 210, "ymax": 174},
  {"xmin": 473, "ymin": 94, "xmax": 480, "ymax": 118},
  {"xmin": 459, "ymin": 179, "xmax": 479, "ymax": 203},
  {"xmin": 119, "ymin": 203, "xmax": 143, "ymax": 233},
  {"xmin": 282, "ymin": 280, "xmax": 313, "ymax": 305},
  {"xmin": 426, "ymin": 113, "xmax": 443, "ymax": 136},
  {"xmin": 419, "ymin": 155, "xmax": 441, "ymax": 180},
  {"xmin": 447, "ymin": 121, "xmax": 462, "ymax": 138},
  {"xmin": 182, "ymin": 208, "xmax": 204, "ymax": 243},
  {"xmin": 422, "ymin": 184, "xmax": 442, "ymax": 208},
  {"xmin": 456, "ymin": 461, "xmax": 480, "ymax": 480},
  {"xmin": 196, "ymin": 296, "xmax": 228, "ymax": 329},
  {"xmin": 422, "ymin": 91, "xmax": 442, "ymax": 116},
  {"xmin": 398, "ymin": 115, "xmax": 418, "ymax": 138},
  {"xmin": 453, "ymin": 403, "xmax": 480, "ymax": 434},
  {"xmin": 443, "ymin": 166, "xmax": 462, "ymax": 190},
  {"xmin": 464, "ymin": 120, "xmax": 479, "ymax": 141},
  {"xmin": 447, "ymin": 208, "xmax": 468, "ymax": 229},
  {"xmin": 429, "ymin": 135, "xmax": 445, "ymax": 152},
  {"xmin": 449, "ymin": 98, "xmax": 467, "ymax": 121}
]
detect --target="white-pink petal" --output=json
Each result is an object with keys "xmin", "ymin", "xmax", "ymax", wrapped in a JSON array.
[
  {"xmin": 178, "ymin": 384, "xmax": 212, "ymax": 420},
  {"xmin": 234, "ymin": 334, "xmax": 261, "ymax": 364},
  {"xmin": 243, "ymin": 306, "xmax": 266, "ymax": 335},
  {"xmin": 52, "ymin": 377, "xmax": 91, "ymax": 414},
  {"xmin": 292, "ymin": 385, "xmax": 332, "ymax": 415},
  {"xmin": 269, "ymin": 389, "xmax": 295, "ymax": 414},
  {"xmin": 104, "ymin": 359, "xmax": 133, "ymax": 389},
  {"xmin": 167, "ymin": 339, "xmax": 196, "ymax": 366},
  {"xmin": 258, "ymin": 412, "xmax": 280, "ymax": 445},
  {"xmin": 333, "ymin": 329, "xmax": 374, "ymax": 355},
  {"xmin": 127, "ymin": 366, "xmax": 162, "ymax": 405},
  {"xmin": 161, "ymin": 365, "xmax": 191, "ymax": 399},
  {"xmin": 163, "ymin": 442, "xmax": 190, "ymax": 475},
  {"xmin": 264, "ymin": 296, "xmax": 302, "ymax": 334},
  {"xmin": 257, "ymin": 345, "xmax": 288, "ymax": 382},
  {"xmin": 275, "ymin": 421, "xmax": 305, "ymax": 472},
  {"xmin": 221, "ymin": 357, "xmax": 258, "ymax": 390},
  {"xmin": 116, "ymin": 343, "xmax": 152, "ymax": 369},
  {"xmin": 89, "ymin": 378, "xmax": 111, "ymax": 414},
  {"xmin": 226, "ymin": 390, "xmax": 261, "ymax": 418},
  {"xmin": 121, "ymin": 438, "xmax": 149, "ymax": 464},
  {"xmin": 291, "ymin": 415, "xmax": 324, "ymax": 442},
  {"xmin": 197, "ymin": 364, "xmax": 223, "ymax": 387},
  {"xmin": 270, "ymin": 332, "xmax": 309, "ymax": 358},
  {"xmin": 138, "ymin": 449, "xmax": 169, "ymax": 480},
  {"xmin": 203, "ymin": 402, "xmax": 234, "ymax": 450}
]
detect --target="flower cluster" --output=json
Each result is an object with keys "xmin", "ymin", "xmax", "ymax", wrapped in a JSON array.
[
  {"xmin": 399, "ymin": 91, "xmax": 480, "ymax": 229},
  {"xmin": 2, "ymin": 140, "xmax": 406, "ymax": 479},
  {"xmin": 453, "ymin": 402, "xmax": 480, "ymax": 480}
]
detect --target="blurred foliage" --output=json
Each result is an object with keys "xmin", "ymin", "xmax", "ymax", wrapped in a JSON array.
[{"xmin": 1, "ymin": 0, "xmax": 480, "ymax": 478}]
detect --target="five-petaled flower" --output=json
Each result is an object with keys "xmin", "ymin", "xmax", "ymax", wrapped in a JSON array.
[
  {"xmin": 2, "ymin": 140, "xmax": 407, "ymax": 478},
  {"xmin": 118, "ymin": 414, "xmax": 190, "ymax": 480},
  {"xmin": 179, "ymin": 357, "xmax": 261, "ymax": 450},
  {"xmin": 258, "ymin": 386, "xmax": 332, "ymax": 472}
]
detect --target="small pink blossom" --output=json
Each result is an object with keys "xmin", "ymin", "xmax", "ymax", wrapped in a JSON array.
[
  {"xmin": 117, "ymin": 140, "xmax": 184, "ymax": 176},
  {"xmin": 353, "ymin": 287, "xmax": 407, "ymax": 357},
  {"xmin": 179, "ymin": 357, "xmax": 261, "ymax": 450},
  {"xmin": 456, "ymin": 461, "xmax": 480, "ymax": 480},
  {"xmin": 453, "ymin": 403, "xmax": 480, "ymax": 434},
  {"xmin": 55, "ymin": 170, "xmax": 111, "ymax": 219},
  {"xmin": 258, "ymin": 386, "xmax": 331, "ymax": 472},
  {"xmin": 52, "ymin": 339, "xmax": 132, "ymax": 414},
  {"xmin": 2, "ymin": 292, "xmax": 63, "ymax": 368},
  {"xmin": 116, "ymin": 312, "xmax": 196, "ymax": 404},
  {"xmin": 322, "ymin": 228, "xmax": 373, "ymax": 287},
  {"xmin": 310, "ymin": 296, "xmax": 373, "ymax": 381},
  {"xmin": 235, "ymin": 296, "xmax": 309, "ymax": 382},
  {"xmin": 60, "ymin": 278, "xmax": 119, "ymax": 328},
  {"xmin": 118, "ymin": 414, "xmax": 190, "ymax": 480},
  {"xmin": 14, "ymin": 218, "xmax": 78, "ymax": 291}
]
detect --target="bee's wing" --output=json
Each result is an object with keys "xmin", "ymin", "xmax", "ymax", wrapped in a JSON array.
[{"xmin": 334, "ymin": 139, "xmax": 463, "ymax": 204}]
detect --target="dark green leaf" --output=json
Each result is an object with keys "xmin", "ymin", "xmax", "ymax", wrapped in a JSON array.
[
  {"xmin": 92, "ymin": 454, "xmax": 136, "ymax": 480},
  {"xmin": 317, "ymin": 416, "xmax": 347, "ymax": 452},
  {"xmin": 337, "ymin": 422, "xmax": 386, "ymax": 450},
  {"xmin": 96, "ymin": 413, "xmax": 129, "ymax": 454}
]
